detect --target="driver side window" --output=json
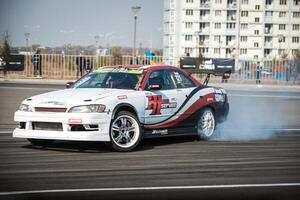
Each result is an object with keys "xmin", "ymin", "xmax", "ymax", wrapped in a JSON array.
[
  {"xmin": 145, "ymin": 70, "xmax": 165, "ymax": 90},
  {"xmin": 145, "ymin": 69, "xmax": 177, "ymax": 90}
]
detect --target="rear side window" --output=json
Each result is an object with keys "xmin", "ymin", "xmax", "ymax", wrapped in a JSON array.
[{"xmin": 168, "ymin": 69, "xmax": 196, "ymax": 88}]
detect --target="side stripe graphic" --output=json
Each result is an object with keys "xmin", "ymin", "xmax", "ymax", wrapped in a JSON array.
[
  {"xmin": 144, "ymin": 93, "xmax": 215, "ymax": 129},
  {"xmin": 144, "ymin": 86, "xmax": 215, "ymax": 127}
]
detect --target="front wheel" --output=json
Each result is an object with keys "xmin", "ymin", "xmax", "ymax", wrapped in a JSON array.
[
  {"xmin": 109, "ymin": 111, "xmax": 142, "ymax": 152},
  {"xmin": 27, "ymin": 139, "xmax": 54, "ymax": 146},
  {"xmin": 196, "ymin": 108, "xmax": 216, "ymax": 140}
]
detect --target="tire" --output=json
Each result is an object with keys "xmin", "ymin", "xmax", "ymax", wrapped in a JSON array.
[
  {"xmin": 196, "ymin": 107, "xmax": 216, "ymax": 140},
  {"xmin": 109, "ymin": 111, "xmax": 142, "ymax": 152},
  {"xmin": 27, "ymin": 139, "xmax": 54, "ymax": 146}
]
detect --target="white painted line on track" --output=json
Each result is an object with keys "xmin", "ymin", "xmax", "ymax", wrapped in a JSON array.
[
  {"xmin": 221, "ymin": 128, "xmax": 300, "ymax": 132},
  {"xmin": 0, "ymin": 131, "xmax": 13, "ymax": 134},
  {"xmin": 229, "ymin": 94, "xmax": 300, "ymax": 99},
  {"xmin": 0, "ymin": 86, "xmax": 59, "ymax": 90},
  {"xmin": 1, "ymin": 183, "xmax": 300, "ymax": 196},
  {"xmin": 272, "ymin": 129, "xmax": 300, "ymax": 133}
]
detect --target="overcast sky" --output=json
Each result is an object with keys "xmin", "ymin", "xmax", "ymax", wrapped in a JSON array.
[{"xmin": 0, "ymin": 0, "xmax": 163, "ymax": 49}]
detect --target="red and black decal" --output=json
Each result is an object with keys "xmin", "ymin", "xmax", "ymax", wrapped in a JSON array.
[
  {"xmin": 144, "ymin": 92, "xmax": 215, "ymax": 129},
  {"xmin": 147, "ymin": 95, "xmax": 169, "ymax": 115},
  {"xmin": 144, "ymin": 86, "xmax": 215, "ymax": 128}
]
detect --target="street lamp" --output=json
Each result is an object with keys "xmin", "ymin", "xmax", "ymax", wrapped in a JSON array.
[
  {"xmin": 24, "ymin": 32, "xmax": 30, "ymax": 54},
  {"xmin": 95, "ymin": 35, "xmax": 100, "ymax": 47},
  {"xmin": 105, "ymin": 32, "xmax": 115, "ymax": 55},
  {"xmin": 131, "ymin": 6, "xmax": 141, "ymax": 64},
  {"xmin": 95, "ymin": 35, "xmax": 100, "ymax": 54}
]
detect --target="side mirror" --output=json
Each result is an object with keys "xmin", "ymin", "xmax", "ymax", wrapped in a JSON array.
[
  {"xmin": 66, "ymin": 82, "xmax": 74, "ymax": 88},
  {"xmin": 149, "ymin": 84, "xmax": 162, "ymax": 90}
]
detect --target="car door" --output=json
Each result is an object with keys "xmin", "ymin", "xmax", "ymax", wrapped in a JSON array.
[
  {"xmin": 143, "ymin": 69, "xmax": 176, "ymax": 125},
  {"xmin": 143, "ymin": 69, "xmax": 195, "ymax": 126},
  {"xmin": 168, "ymin": 69, "xmax": 197, "ymax": 122}
]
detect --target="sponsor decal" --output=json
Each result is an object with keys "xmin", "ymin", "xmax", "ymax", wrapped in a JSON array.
[
  {"xmin": 161, "ymin": 102, "xmax": 177, "ymax": 109},
  {"xmin": 152, "ymin": 129, "xmax": 168, "ymax": 135},
  {"xmin": 147, "ymin": 95, "xmax": 164, "ymax": 115},
  {"xmin": 40, "ymin": 101, "xmax": 66, "ymax": 105},
  {"xmin": 207, "ymin": 97, "xmax": 214, "ymax": 102},
  {"xmin": 146, "ymin": 95, "xmax": 177, "ymax": 115},
  {"xmin": 94, "ymin": 67, "xmax": 145, "ymax": 74},
  {"xmin": 117, "ymin": 95, "xmax": 127, "ymax": 100},
  {"xmin": 173, "ymin": 71, "xmax": 182, "ymax": 82},
  {"xmin": 68, "ymin": 119, "xmax": 82, "ymax": 124}
]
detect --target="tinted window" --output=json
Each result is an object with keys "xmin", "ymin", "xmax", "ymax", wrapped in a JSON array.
[
  {"xmin": 145, "ymin": 69, "xmax": 166, "ymax": 90},
  {"xmin": 168, "ymin": 69, "xmax": 196, "ymax": 88}
]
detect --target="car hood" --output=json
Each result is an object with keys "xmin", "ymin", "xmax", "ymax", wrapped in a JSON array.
[{"xmin": 26, "ymin": 88, "xmax": 134, "ymax": 107}]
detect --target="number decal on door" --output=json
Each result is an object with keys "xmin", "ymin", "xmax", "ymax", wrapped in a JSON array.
[
  {"xmin": 146, "ymin": 96, "xmax": 176, "ymax": 115},
  {"xmin": 147, "ymin": 95, "xmax": 163, "ymax": 115}
]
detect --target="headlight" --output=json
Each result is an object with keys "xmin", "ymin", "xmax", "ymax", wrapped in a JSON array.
[
  {"xmin": 18, "ymin": 104, "xmax": 32, "ymax": 112},
  {"xmin": 68, "ymin": 104, "xmax": 106, "ymax": 113},
  {"xmin": 215, "ymin": 93, "xmax": 225, "ymax": 102}
]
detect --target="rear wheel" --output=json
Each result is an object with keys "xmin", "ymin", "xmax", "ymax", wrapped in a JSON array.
[
  {"xmin": 27, "ymin": 139, "xmax": 54, "ymax": 146},
  {"xmin": 196, "ymin": 108, "xmax": 216, "ymax": 140},
  {"xmin": 109, "ymin": 111, "xmax": 141, "ymax": 152}
]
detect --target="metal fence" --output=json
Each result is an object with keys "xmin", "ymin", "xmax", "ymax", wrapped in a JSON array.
[
  {"xmin": 5, "ymin": 54, "xmax": 164, "ymax": 79},
  {"xmin": 231, "ymin": 59, "xmax": 300, "ymax": 84},
  {"xmin": 3, "ymin": 54, "xmax": 300, "ymax": 84}
]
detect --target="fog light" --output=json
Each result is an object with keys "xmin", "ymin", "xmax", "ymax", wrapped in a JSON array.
[{"xmin": 18, "ymin": 122, "xmax": 26, "ymax": 129}]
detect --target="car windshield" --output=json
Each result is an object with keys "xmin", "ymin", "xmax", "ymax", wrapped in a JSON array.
[{"xmin": 73, "ymin": 68, "xmax": 146, "ymax": 90}]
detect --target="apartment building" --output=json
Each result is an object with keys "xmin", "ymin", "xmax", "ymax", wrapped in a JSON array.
[{"xmin": 163, "ymin": 0, "xmax": 300, "ymax": 66}]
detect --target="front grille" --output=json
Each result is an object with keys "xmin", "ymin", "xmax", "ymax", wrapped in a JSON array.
[
  {"xmin": 35, "ymin": 107, "xmax": 67, "ymax": 112},
  {"xmin": 32, "ymin": 122, "xmax": 63, "ymax": 131}
]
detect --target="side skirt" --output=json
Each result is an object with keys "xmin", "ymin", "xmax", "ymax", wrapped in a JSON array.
[{"xmin": 143, "ymin": 126, "xmax": 197, "ymax": 139}]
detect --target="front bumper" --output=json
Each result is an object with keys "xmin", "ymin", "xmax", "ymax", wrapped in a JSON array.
[
  {"xmin": 13, "ymin": 111, "xmax": 111, "ymax": 141},
  {"xmin": 213, "ymin": 102, "xmax": 229, "ymax": 124}
]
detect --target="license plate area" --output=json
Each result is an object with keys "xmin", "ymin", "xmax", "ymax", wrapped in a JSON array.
[{"xmin": 32, "ymin": 122, "xmax": 63, "ymax": 131}]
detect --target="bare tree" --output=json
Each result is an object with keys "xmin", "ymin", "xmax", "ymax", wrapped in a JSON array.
[
  {"xmin": 112, "ymin": 47, "xmax": 122, "ymax": 65},
  {"xmin": 1, "ymin": 31, "xmax": 11, "ymax": 77}
]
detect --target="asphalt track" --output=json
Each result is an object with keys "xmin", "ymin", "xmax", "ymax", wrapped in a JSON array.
[{"xmin": 0, "ymin": 83, "xmax": 300, "ymax": 200}]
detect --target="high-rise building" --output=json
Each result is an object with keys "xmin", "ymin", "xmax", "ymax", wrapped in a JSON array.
[{"xmin": 163, "ymin": 0, "xmax": 300, "ymax": 66}]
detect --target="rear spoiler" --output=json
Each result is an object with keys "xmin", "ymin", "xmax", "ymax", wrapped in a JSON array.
[{"xmin": 180, "ymin": 57, "xmax": 234, "ymax": 85}]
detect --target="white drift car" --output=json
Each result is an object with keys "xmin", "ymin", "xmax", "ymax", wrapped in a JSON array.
[{"xmin": 13, "ymin": 65, "xmax": 229, "ymax": 151}]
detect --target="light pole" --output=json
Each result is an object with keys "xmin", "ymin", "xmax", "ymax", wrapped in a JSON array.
[
  {"xmin": 95, "ymin": 35, "xmax": 100, "ymax": 55},
  {"xmin": 24, "ymin": 32, "xmax": 30, "ymax": 54},
  {"xmin": 131, "ymin": 6, "xmax": 141, "ymax": 64},
  {"xmin": 105, "ymin": 33, "xmax": 115, "ymax": 55},
  {"xmin": 95, "ymin": 35, "xmax": 100, "ymax": 48}
]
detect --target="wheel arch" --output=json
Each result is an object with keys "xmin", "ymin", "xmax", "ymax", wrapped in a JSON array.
[
  {"xmin": 202, "ymin": 103, "xmax": 227, "ymax": 124},
  {"xmin": 112, "ymin": 103, "xmax": 139, "ymax": 120}
]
